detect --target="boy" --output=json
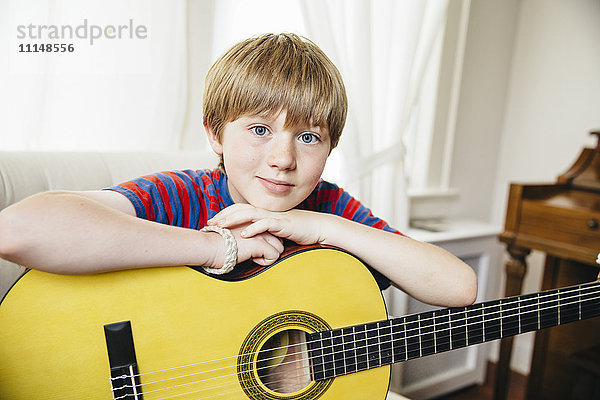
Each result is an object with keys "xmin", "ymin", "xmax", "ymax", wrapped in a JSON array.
[{"xmin": 0, "ymin": 33, "xmax": 476, "ymax": 307}]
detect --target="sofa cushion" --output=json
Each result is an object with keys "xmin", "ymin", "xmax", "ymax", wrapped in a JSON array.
[{"xmin": 0, "ymin": 150, "xmax": 217, "ymax": 298}]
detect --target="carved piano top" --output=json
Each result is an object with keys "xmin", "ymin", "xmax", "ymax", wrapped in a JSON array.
[
  {"xmin": 499, "ymin": 131, "xmax": 600, "ymax": 265},
  {"xmin": 557, "ymin": 130, "xmax": 600, "ymax": 191}
]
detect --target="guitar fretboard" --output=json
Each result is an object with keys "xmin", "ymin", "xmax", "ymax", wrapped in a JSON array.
[{"xmin": 308, "ymin": 280, "xmax": 600, "ymax": 381}]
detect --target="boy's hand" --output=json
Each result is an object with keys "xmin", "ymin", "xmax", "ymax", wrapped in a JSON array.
[
  {"xmin": 207, "ymin": 223, "xmax": 284, "ymax": 269},
  {"xmin": 207, "ymin": 204, "xmax": 328, "ymax": 246}
]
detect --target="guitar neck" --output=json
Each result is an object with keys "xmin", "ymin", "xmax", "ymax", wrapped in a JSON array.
[{"xmin": 308, "ymin": 280, "xmax": 600, "ymax": 380}]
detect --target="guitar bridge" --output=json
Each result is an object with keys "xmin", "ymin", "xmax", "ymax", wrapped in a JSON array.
[{"xmin": 104, "ymin": 321, "xmax": 143, "ymax": 399}]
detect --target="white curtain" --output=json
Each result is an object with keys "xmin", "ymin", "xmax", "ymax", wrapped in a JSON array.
[
  {"xmin": 300, "ymin": 0, "xmax": 449, "ymax": 230},
  {"xmin": 0, "ymin": 0, "xmax": 188, "ymax": 151},
  {"xmin": 1, "ymin": 0, "xmax": 450, "ymax": 229}
]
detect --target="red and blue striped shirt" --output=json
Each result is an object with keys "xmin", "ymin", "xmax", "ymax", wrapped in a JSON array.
[{"xmin": 107, "ymin": 169, "xmax": 401, "ymax": 288}]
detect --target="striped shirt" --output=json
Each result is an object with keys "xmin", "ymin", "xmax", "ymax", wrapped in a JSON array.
[{"xmin": 107, "ymin": 168, "xmax": 401, "ymax": 288}]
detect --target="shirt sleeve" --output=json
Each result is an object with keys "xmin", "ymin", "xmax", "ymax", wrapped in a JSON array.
[
  {"xmin": 104, "ymin": 170, "xmax": 205, "ymax": 230},
  {"xmin": 302, "ymin": 180, "xmax": 403, "ymax": 235},
  {"xmin": 300, "ymin": 180, "xmax": 403, "ymax": 290}
]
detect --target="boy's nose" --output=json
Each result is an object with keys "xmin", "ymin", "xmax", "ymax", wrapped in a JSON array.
[{"xmin": 267, "ymin": 138, "xmax": 297, "ymax": 170}]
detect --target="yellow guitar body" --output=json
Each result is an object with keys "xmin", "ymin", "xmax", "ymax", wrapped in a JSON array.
[{"xmin": 0, "ymin": 247, "xmax": 390, "ymax": 399}]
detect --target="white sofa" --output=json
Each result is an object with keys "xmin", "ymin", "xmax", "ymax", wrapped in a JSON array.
[{"xmin": 0, "ymin": 150, "xmax": 218, "ymax": 298}]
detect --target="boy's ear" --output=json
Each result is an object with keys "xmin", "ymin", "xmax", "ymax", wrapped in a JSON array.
[{"xmin": 204, "ymin": 122, "xmax": 223, "ymax": 155}]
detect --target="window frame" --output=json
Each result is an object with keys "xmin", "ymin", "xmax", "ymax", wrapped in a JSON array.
[{"xmin": 407, "ymin": 0, "xmax": 471, "ymax": 220}]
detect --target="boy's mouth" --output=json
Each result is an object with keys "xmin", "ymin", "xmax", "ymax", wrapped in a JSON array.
[{"xmin": 257, "ymin": 177, "xmax": 294, "ymax": 194}]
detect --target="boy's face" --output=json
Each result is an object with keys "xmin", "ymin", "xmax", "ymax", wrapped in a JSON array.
[{"xmin": 206, "ymin": 110, "xmax": 330, "ymax": 211}]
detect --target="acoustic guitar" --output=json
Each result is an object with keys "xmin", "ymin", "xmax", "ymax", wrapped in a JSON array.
[{"xmin": 1, "ymin": 246, "xmax": 599, "ymax": 399}]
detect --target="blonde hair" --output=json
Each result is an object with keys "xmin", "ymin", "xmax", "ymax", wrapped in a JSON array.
[{"xmin": 203, "ymin": 33, "xmax": 347, "ymax": 164}]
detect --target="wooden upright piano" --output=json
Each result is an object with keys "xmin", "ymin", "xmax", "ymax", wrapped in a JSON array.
[{"xmin": 496, "ymin": 131, "xmax": 600, "ymax": 400}]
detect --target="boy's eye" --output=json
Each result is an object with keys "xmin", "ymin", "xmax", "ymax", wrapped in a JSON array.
[
  {"xmin": 251, "ymin": 126, "xmax": 268, "ymax": 136},
  {"xmin": 299, "ymin": 133, "xmax": 318, "ymax": 144}
]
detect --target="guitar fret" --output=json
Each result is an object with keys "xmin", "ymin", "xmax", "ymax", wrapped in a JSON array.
[
  {"xmin": 466, "ymin": 308, "xmax": 470, "ymax": 347},
  {"xmin": 540, "ymin": 290, "xmax": 558, "ymax": 329},
  {"xmin": 484, "ymin": 300, "xmax": 501, "ymax": 341},
  {"xmin": 500, "ymin": 298, "xmax": 519, "ymax": 338},
  {"xmin": 558, "ymin": 287, "xmax": 579, "ymax": 324},
  {"xmin": 499, "ymin": 300, "xmax": 502, "ymax": 341},
  {"xmin": 325, "ymin": 330, "xmax": 336, "ymax": 379},
  {"xmin": 535, "ymin": 293, "xmax": 542, "ymax": 330},
  {"xmin": 307, "ymin": 281, "xmax": 600, "ymax": 382},
  {"xmin": 404, "ymin": 318, "xmax": 409, "ymax": 360},
  {"xmin": 482, "ymin": 305, "xmax": 485, "ymax": 341},
  {"xmin": 450, "ymin": 312, "xmax": 454, "ymax": 350},
  {"xmin": 466, "ymin": 304, "xmax": 483, "ymax": 345},
  {"xmin": 343, "ymin": 331, "xmax": 347, "ymax": 376},
  {"xmin": 331, "ymin": 330, "xmax": 344, "ymax": 377},
  {"xmin": 434, "ymin": 309, "xmax": 450, "ymax": 353},
  {"xmin": 376, "ymin": 322, "xmax": 382, "ymax": 367},
  {"xmin": 354, "ymin": 325, "xmax": 368, "ymax": 372},
  {"xmin": 390, "ymin": 320, "xmax": 395, "ymax": 363},
  {"xmin": 391, "ymin": 318, "xmax": 406, "ymax": 363},
  {"xmin": 344, "ymin": 326, "xmax": 358, "ymax": 374},
  {"xmin": 308, "ymin": 331, "xmax": 325, "ymax": 381},
  {"xmin": 581, "ymin": 282, "xmax": 600, "ymax": 319},
  {"xmin": 418, "ymin": 316, "xmax": 422, "ymax": 358},
  {"xmin": 366, "ymin": 322, "xmax": 379, "ymax": 369},
  {"xmin": 517, "ymin": 296, "xmax": 522, "ymax": 334},
  {"xmin": 554, "ymin": 289, "xmax": 563, "ymax": 326},
  {"xmin": 433, "ymin": 312, "xmax": 437, "ymax": 353},
  {"xmin": 420, "ymin": 311, "xmax": 435, "ymax": 357},
  {"xmin": 405, "ymin": 315, "xmax": 420, "ymax": 359},
  {"xmin": 577, "ymin": 286, "xmax": 581, "ymax": 321},
  {"xmin": 519, "ymin": 292, "xmax": 538, "ymax": 334},
  {"xmin": 379, "ymin": 320, "xmax": 393, "ymax": 365},
  {"xmin": 449, "ymin": 307, "xmax": 466, "ymax": 350}
]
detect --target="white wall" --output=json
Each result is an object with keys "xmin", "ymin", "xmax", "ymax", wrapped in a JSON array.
[
  {"xmin": 451, "ymin": 0, "xmax": 600, "ymax": 374},
  {"xmin": 450, "ymin": 0, "xmax": 520, "ymax": 222},
  {"xmin": 492, "ymin": 0, "xmax": 600, "ymax": 223},
  {"xmin": 494, "ymin": 0, "xmax": 600, "ymax": 374}
]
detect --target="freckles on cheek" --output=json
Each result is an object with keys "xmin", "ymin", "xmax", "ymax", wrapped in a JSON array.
[
  {"xmin": 231, "ymin": 145, "xmax": 255, "ymax": 164},
  {"xmin": 308, "ymin": 163, "xmax": 326, "ymax": 183}
]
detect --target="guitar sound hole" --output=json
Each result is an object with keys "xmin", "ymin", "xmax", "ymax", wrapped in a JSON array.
[{"xmin": 256, "ymin": 329, "xmax": 311, "ymax": 393}]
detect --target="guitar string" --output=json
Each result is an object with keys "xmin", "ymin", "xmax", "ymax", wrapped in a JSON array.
[
  {"xmin": 113, "ymin": 282, "xmax": 600, "ymax": 398},
  {"xmin": 110, "ymin": 284, "xmax": 600, "ymax": 393},
  {"xmin": 112, "ymin": 282, "xmax": 599, "ymax": 383},
  {"xmin": 114, "ymin": 297, "xmax": 600, "ymax": 400},
  {"xmin": 112, "ymin": 341, "xmax": 312, "ymax": 400},
  {"xmin": 117, "ymin": 299, "xmax": 600, "ymax": 400},
  {"xmin": 113, "ymin": 281, "xmax": 599, "ymax": 385},
  {"xmin": 118, "ymin": 297, "xmax": 600, "ymax": 400},
  {"xmin": 109, "ymin": 288, "xmax": 600, "ymax": 399},
  {"xmin": 114, "ymin": 299, "xmax": 600, "ymax": 400}
]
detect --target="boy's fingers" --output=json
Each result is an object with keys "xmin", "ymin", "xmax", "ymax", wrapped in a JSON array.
[
  {"xmin": 239, "ymin": 232, "xmax": 283, "ymax": 266},
  {"xmin": 252, "ymin": 255, "xmax": 279, "ymax": 266},
  {"xmin": 241, "ymin": 219, "xmax": 281, "ymax": 238},
  {"xmin": 254, "ymin": 240, "xmax": 281, "ymax": 263},
  {"xmin": 251, "ymin": 257, "xmax": 270, "ymax": 266},
  {"xmin": 207, "ymin": 204, "xmax": 248, "ymax": 224},
  {"xmin": 263, "ymin": 233, "xmax": 284, "ymax": 253},
  {"xmin": 210, "ymin": 208, "xmax": 266, "ymax": 227}
]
